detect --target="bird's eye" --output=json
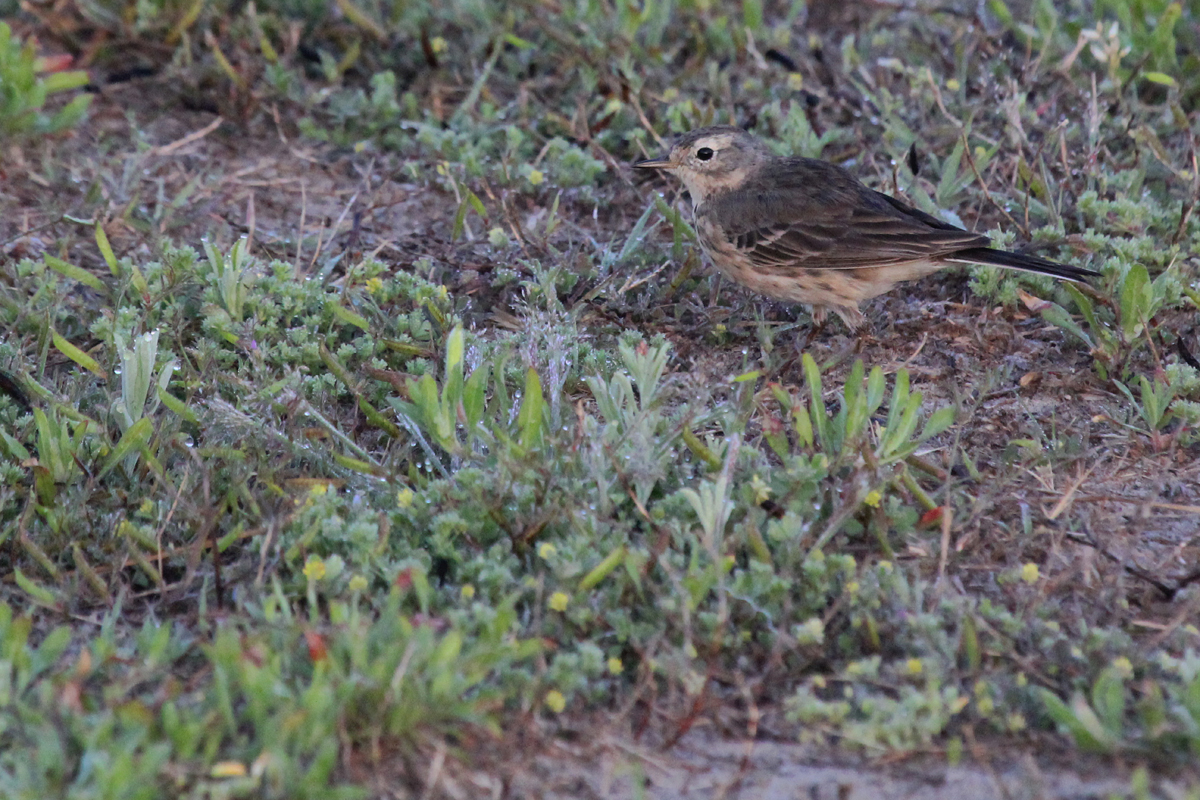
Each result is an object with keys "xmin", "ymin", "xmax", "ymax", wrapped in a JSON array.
[{"xmin": 696, "ymin": 147, "xmax": 714, "ymax": 161}]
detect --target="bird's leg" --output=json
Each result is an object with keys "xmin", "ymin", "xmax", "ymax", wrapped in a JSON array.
[
  {"xmin": 834, "ymin": 305, "xmax": 866, "ymax": 333},
  {"xmin": 836, "ymin": 305, "xmax": 874, "ymax": 351},
  {"xmin": 796, "ymin": 305, "xmax": 828, "ymax": 351}
]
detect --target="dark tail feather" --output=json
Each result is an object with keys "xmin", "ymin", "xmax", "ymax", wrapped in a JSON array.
[{"xmin": 947, "ymin": 247, "xmax": 1100, "ymax": 283}]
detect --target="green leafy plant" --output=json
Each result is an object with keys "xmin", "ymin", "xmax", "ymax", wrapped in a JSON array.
[
  {"xmin": 584, "ymin": 337, "xmax": 678, "ymax": 506},
  {"xmin": 0, "ymin": 22, "xmax": 91, "ymax": 141},
  {"xmin": 114, "ymin": 330, "xmax": 177, "ymax": 433},
  {"xmin": 30, "ymin": 407, "xmax": 88, "ymax": 494},
  {"xmin": 203, "ymin": 237, "xmax": 255, "ymax": 328},
  {"xmin": 1041, "ymin": 658, "xmax": 1200, "ymax": 760},
  {"xmin": 1040, "ymin": 264, "xmax": 1176, "ymax": 381},
  {"xmin": 788, "ymin": 354, "xmax": 955, "ymax": 468},
  {"xmin": 1106, "ymin": 372, "xmax": 1195, "ymax": 451},
  {"xmin": 389, "ymin": 325, "xmax": 548, "ymax": 465},
  {"xmin": 1093, "ymin": 0, "xmax": 1184, "ymax": 77},
  {"xmin": 390, "ymin": 325, "xmax": 490, "ymax": 458},
  {"xmin": 0, "ymin": 592, "xmax": 541, "ymax": 798}
]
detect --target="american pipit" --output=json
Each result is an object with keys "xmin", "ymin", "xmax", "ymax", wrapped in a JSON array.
[{"xmin": 634, "ymin": 125, "xmax": 1099, "ymax": 329}]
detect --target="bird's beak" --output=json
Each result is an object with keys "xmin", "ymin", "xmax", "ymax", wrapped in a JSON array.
[{"xmin": 633, "ymin": 155, "xmax": 673, "ymax": 169}]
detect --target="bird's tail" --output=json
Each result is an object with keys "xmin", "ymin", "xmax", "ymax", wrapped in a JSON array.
[{"xmin": 947, "ymin": 247, "xmax": 1100, "ymax": 282}]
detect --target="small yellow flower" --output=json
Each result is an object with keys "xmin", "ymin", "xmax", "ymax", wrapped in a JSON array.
[
  {"xmin": 1112, "ymin": 657, "xmax": 1133, "ymax": 678},
  {"xmin": 608, "ymin": 657, "xmax": 624, "ymax": 675},
  {"xmin": 309, "ymin": 483, "xmax": 328, "ymax": 497},
  {"xmin": 544, "ymin": 689, "xmax": 566, "ymax": 713},
  {"xmin": 538, "ymin": 542, "xmax": 557, "ymax": 559},
  {"xmin": 210, "ymin": 761, "xmax": 247, "ymax": 778},
  {"xmin": 794, "ymin": 617, "xmax": 825, "ymax": 645},
  {"xmin": 528, "ymin": 169, "xmax": 544, "ymax": 186},
  {"xmin": 397, "ymin": 487, "xmax": 414, "ymax": 509},
  {"xmin": 138, "ymin": 498, "xmax": 154, "ymax": 515},
  {"xmin": 365, "ymin": 277, "xmax": 384, "ymax": 294},
  {"xmin": 877, "ymin": 560, "xmax": 893, "ymax": 572},
  {"xmin": 549, "ymin": 591, "xmax": 569, "ymax": 612},
  {"xmin": 750, "ymin": 474, "xmax": 771, "ymax": 504},
  {"xmin": 787, "ymin": 72, "xmax": 804, "ymax": 90},
  {"xmin": 1007, "ymin": 712, "xmax": 1027, "ymax": 731},
  {"xmin": 845, "ymin": 581, "xmax": 860, "ymax": 595},
  {"xmin": 303, "ymin": 558, "xmax": 326, "ymax": 582},
  {"xmin": 1021, "ymin": 562, "xmax": 1039, "ymax": 584},
  {"xmin": 487, "ymin": 227, "xmax": 509, "ymax": 248},
  {"xmin": 907, "ymin": 658, "xmax": 923, "ymax": 675},
  {"xmin": 461, "ymin": 584, "xmax": 476, "ymax": 600},
  {"xmin": 811, "ymin": 675, "xmax": 826, "ymax": 689},
  {"xmin": 864, "ymin": 489, "xmax": 882, "ymax": 508},
  {"xmin": 946, "ymin": 78, "xmax": 961, "ymax": 91},
  {"xmin": 348, "ymin": 575, "xmax": 368, "ymax": 592},
  {"xmin": 430, "ymin": 36, "xmax": 448, "ymax": 54}
]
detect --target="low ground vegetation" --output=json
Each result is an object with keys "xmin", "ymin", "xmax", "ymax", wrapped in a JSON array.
[{"xmin": 1, "ymin": 0, "xmax": 1199, "ymax": 796}]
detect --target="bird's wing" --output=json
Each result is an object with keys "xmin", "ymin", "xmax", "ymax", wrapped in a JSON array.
[{"xmin": 706, "ymin": 182, "xmax": 989, "ymax": 272}]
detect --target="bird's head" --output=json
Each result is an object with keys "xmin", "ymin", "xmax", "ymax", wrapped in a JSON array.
[{"xmin": 634, "ymin": 126, "xmax": 771, "ymax": 204}]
